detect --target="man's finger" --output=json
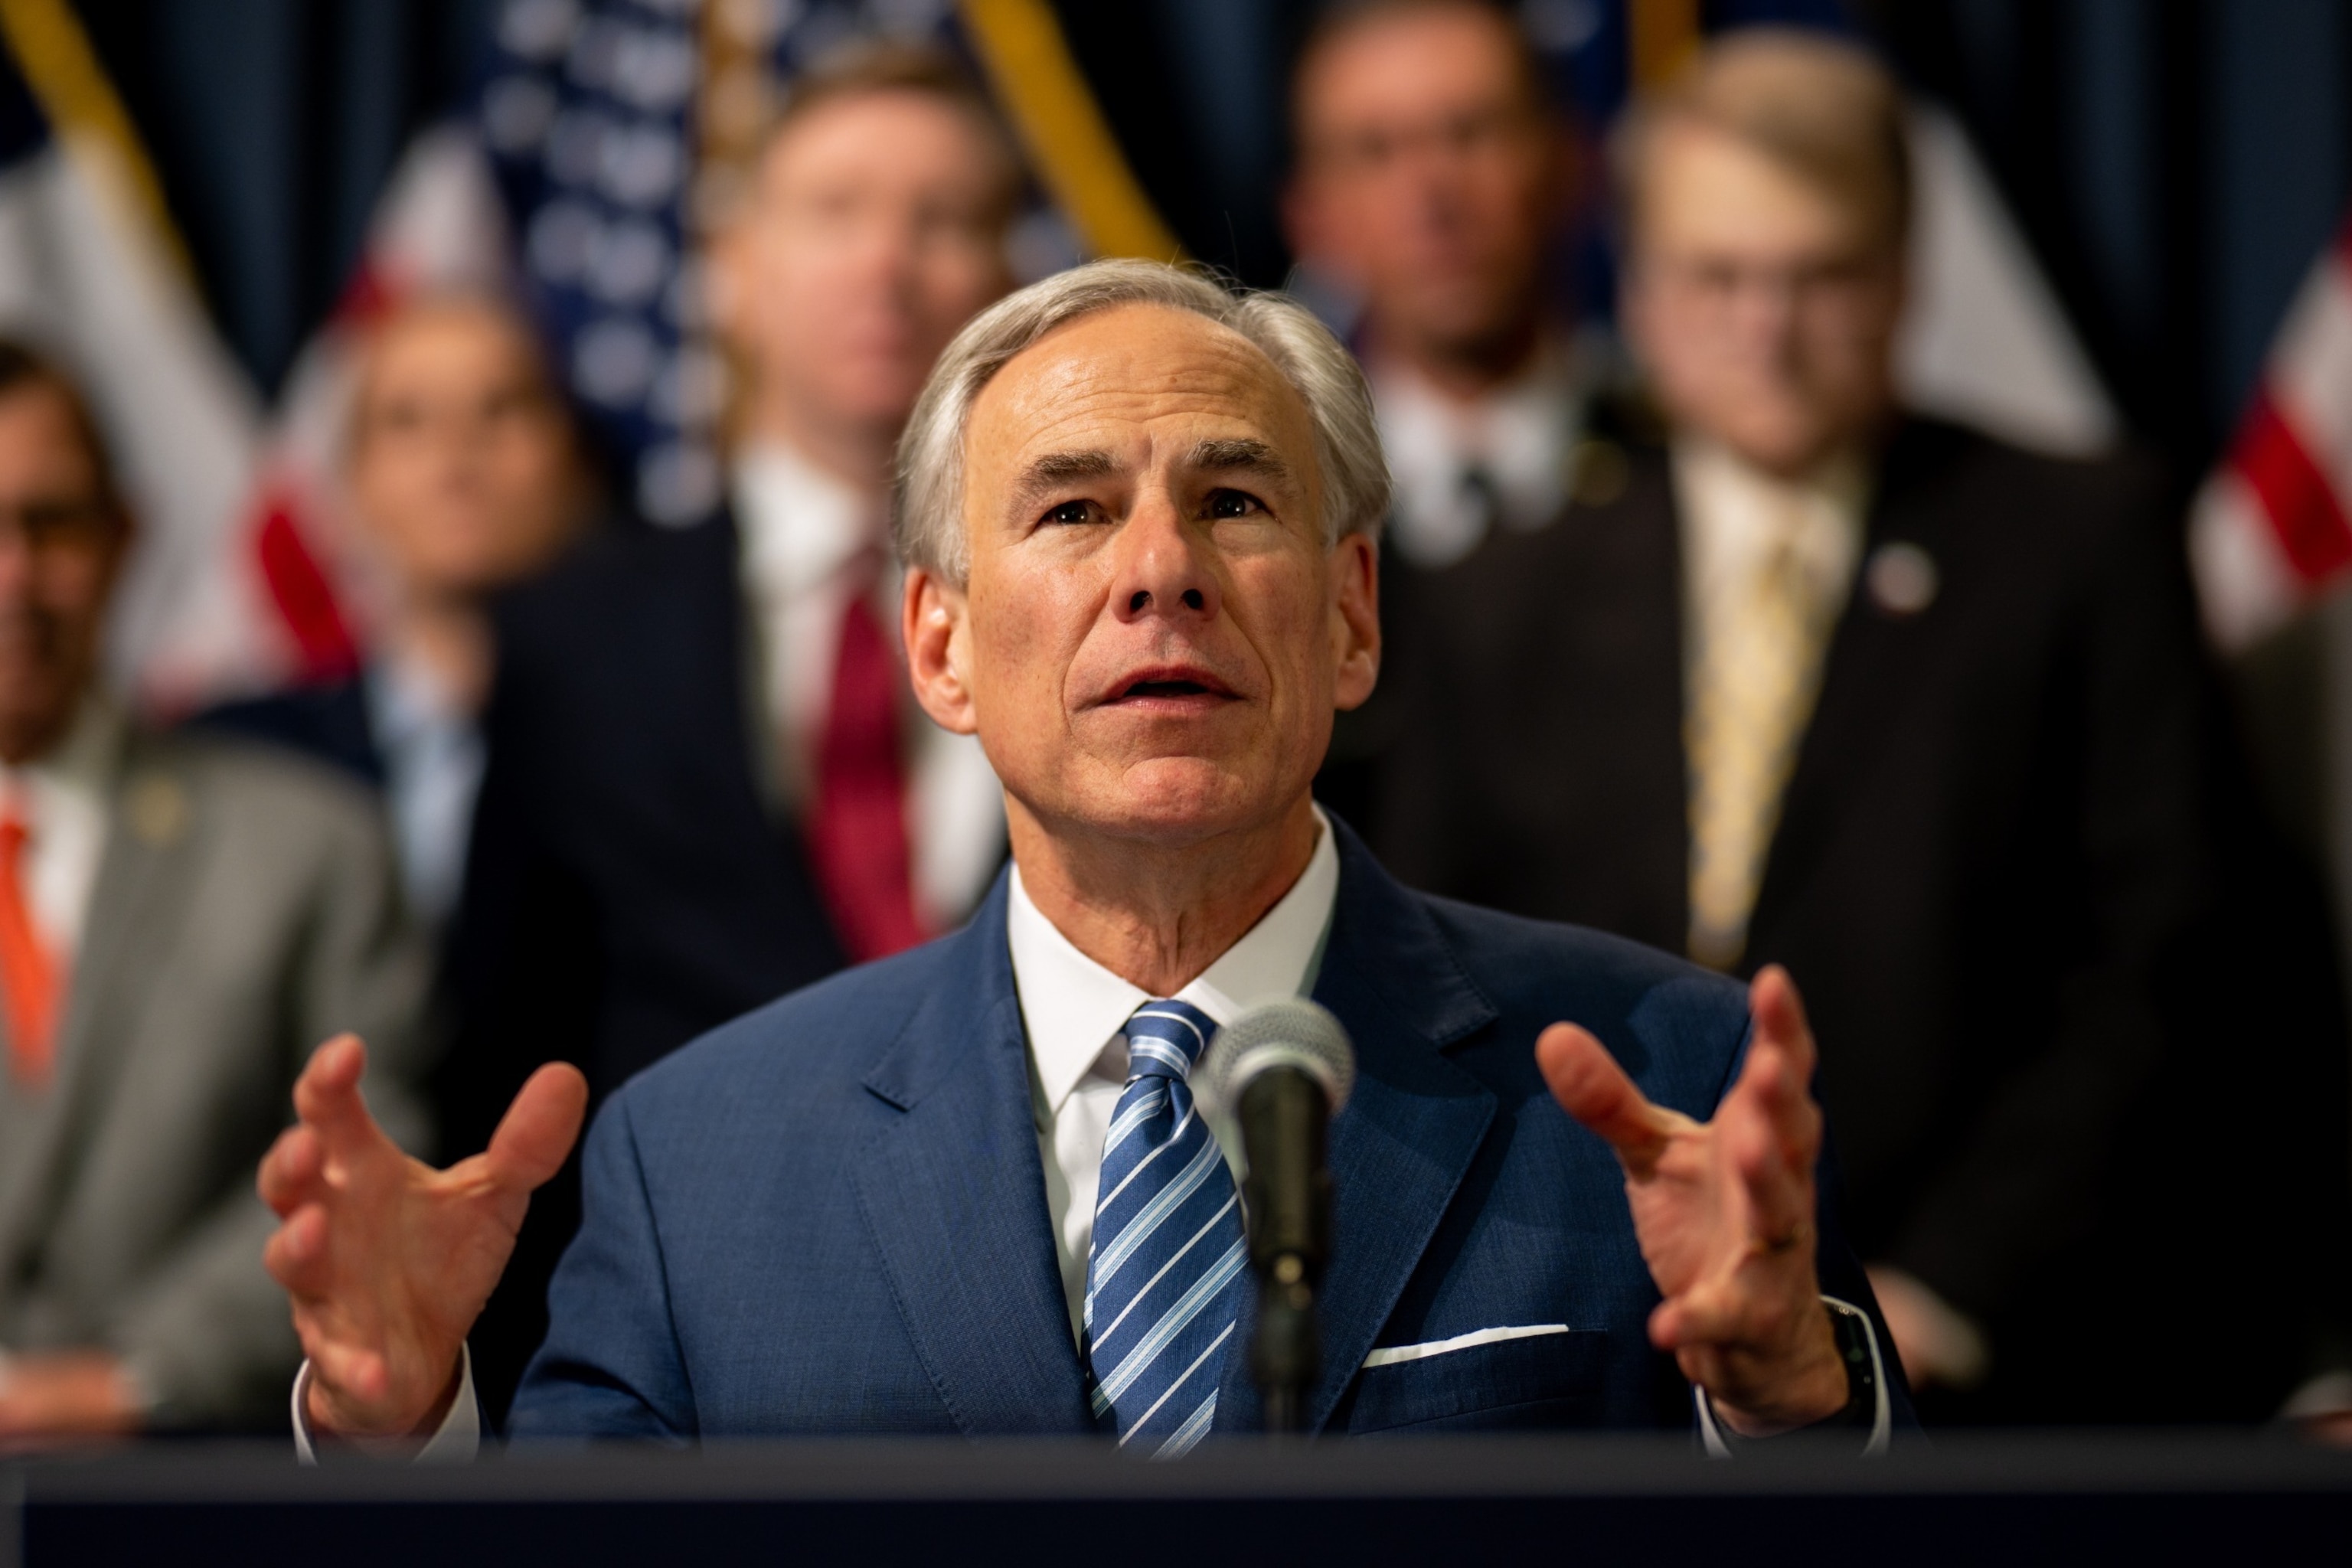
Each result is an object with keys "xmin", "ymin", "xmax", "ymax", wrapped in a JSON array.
[
  {"xmin": 307, "ymin": 1339, "xmax": 391, "ymax": 1407},
  {"xmin": 1726, "ymin": 1083, "xmax": 1815, "ymax": 1247},
  {"xmin": 263, "ymin": 1204, "xmax": 335, "ymax": 1301},
  {"xmin": 1725, "ymin": 1037, "xmax": 1821, "ymax": 1174},
  {"xmin": 484, "ymin": 1063, "xmax": 590, "ymax": 1194},
  {"xmin": 292, "ymin": 1035, "xmax": 385, "ymax": 1158},
  {"xmin": 1652, "ymin": 1273, "xmax": 1746, "ymax": 1351},
  {"xmin": 1748, "ymin": 965, "xmax": 1816, "ymax": 1083},
  {"xmin": 256, "ymin": 1125, "xmax": 325, "ymax": 1216},
  {"xmin": 1537, "ymin": 1024, "xmax": 1680, "ymax": 1174}
]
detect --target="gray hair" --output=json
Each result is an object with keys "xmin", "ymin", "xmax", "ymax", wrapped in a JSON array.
[{"xmin": 893, "ymin": 258, "xmax": 1390, "ymax": 582}]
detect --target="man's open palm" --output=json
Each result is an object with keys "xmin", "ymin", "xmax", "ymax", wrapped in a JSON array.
[
  {"xmin": 259, "ymin": 1035, "xmax": 586, "ymax": 1439},
  {"xmin": 1537, "ymin": 965, "xmax": 1847, "ymax": 1433}
]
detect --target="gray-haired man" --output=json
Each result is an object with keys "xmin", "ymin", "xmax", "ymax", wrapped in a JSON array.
[{"xmin": 263, "ymin": 260, "xmax": 1907, "ymax": 1452}]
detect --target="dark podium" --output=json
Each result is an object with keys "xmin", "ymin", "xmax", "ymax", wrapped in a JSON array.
[{"xmin": 7, "ymin": 1433, "xmax": 2349, "ymax": 1566}]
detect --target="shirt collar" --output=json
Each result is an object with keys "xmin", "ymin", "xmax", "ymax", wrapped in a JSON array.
[
  {"xmin": 1672, "ymin": 434, "xmax": 1871, "ymax": 605},
  {"xmin": 1372, "ymin": 332, "xmax": 1599, "ymax": 564},
  {"xmin": 0, "ymin": 689, "xmax": 126, "ymax": 813},
  {"xmin": 1007, "ymin": 806, "xmax": 1342, "ymax": 1116},
  {"xmin": 731, "ymin": 439, "xmax": 886, "ymax": 601}
]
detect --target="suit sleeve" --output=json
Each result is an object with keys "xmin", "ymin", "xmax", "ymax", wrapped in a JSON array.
[
  {"xmin": 505, "ymin": 1092, "xmax": 695, "ymax": 1442},
  {"xmin": 113, "ymin": 782, "xmax": 433, "ymax": 1429},
  {"xmin": 1881, "ymin": 472, "xmax": 2223, "ymax": 1325}
]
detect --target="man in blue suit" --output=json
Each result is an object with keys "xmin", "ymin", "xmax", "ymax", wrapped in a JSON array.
[{"xmin": 260, "ymin": 260, "xmax": 1903, "ymax": 1452}]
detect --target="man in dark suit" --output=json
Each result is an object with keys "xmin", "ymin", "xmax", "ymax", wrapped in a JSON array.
[
  {"xmin": 1367, "ymin": 31, "xmax": 2350, "ymax": 1421},
  {"xmin": 440, "ymin": 45, "xmax": 1021, "ymax": 1417},
  {"xmin": 262, "ymin": 260, "xmax": 1908, "ymax": 1453},
  {"xmin": 1282, "ymin": 0, "xmax": 1602, "ymax": 825}
]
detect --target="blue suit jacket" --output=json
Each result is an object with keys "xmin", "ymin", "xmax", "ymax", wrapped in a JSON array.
[{"xmin": 512, "ymin": 822, "xmax": 1906, "ymax": 1439}]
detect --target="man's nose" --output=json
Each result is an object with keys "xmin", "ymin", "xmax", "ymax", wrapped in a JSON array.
[{"xmin": 1110, "ymin": 497, "xmax": 1220, "ymax": 624}]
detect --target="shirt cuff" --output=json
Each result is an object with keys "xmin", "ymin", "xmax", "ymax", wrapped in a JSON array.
[
  {"xmin": 1694, "ymin": 1295, "xmax": 1891, "ymax": 1458},
  {"xmin": 291, "ymin": 1345, "xmax": 481, "ymax": 1464}
]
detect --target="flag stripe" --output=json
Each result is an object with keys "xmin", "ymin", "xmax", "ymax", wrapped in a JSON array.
[
  {"xmin": 253, "ymin": 488, "xmax": 360, "ymax": 681},
  {"xmin": 2236, "ymin": 388, "xmax": 2352, "ymax": 586}
]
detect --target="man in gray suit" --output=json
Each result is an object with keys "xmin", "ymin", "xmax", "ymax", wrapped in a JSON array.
[{"xmin": 0, "ymin": 340, "xmax": 430, "ymax": 1441}]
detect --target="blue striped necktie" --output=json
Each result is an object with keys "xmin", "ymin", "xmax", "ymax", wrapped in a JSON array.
[{"xmin": 1083, "ymin": 998, "xmax": 1248, "ymax": 1455}]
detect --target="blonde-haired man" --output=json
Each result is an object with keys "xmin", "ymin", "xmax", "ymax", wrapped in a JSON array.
[{"xmin": 1372, "ymin": 28, "xmax": 2350, "ymax": 1423}]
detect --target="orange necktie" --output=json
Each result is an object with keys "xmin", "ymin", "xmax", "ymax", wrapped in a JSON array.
[{"xmin": 0, "ymin": 811, "xmax": 61, "ymax": 1088}]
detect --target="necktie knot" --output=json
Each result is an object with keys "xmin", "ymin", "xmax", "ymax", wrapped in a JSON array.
[{"xmin": 1122, "ymin": 999, "xmax": 1216, "ymax": 1084}]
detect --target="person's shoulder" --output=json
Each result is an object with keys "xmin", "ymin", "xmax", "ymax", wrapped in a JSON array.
[
  {"xmin": 145, "ymin": 724, "xmax": 389, "ymax": 857},
  {"xmin": 497, "ymin": 511, "xmax": 733, "ymax": 650},
  {"xmin": 185, "ymin": 676, "xmax": 378, "ymax": 785},
  {"xmin": 609, "ymin": 933, "xmax": 967, "ymax": 1129},
  {"xmin": 1404, "ymin": 890, "xmax": 1753, "ymax": 1107},
  {"xmin": 1889, "ymin": 413, "xmax": 2172, "ymax": 531},
  {"xmin": 1424, "ymin": 891, "xmax": 1744, "ymax": 1026}
]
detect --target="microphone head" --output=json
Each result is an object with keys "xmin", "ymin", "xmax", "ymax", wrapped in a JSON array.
[{"xmin": 1197, "ymin": 998, "xmax": 1357, "ymax": 1121}]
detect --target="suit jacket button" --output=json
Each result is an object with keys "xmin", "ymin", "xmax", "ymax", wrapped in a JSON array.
[{"xmin": 1865, "ymin": 541, "xmax": 1939, "ymax": 616}]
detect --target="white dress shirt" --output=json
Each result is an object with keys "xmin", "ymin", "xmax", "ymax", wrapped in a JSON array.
[
  {"xmin": 293, "ymin": 806, "xmax": 1886, "ymax": 1457},
  {"xmin": 1372, "ymin": 336, "xmax": 1598, "ymax": 570},
  {"xmin": 1008, "ymin": 809, "xmax": 1341, "ymax": 1341},
  {"xmin": 1673, "ymin": 436, "xmax": 1870, "ymax": 658},
  {"xmin": 732, "ymin": 442, "xmax": 1004, "ymax": 929},
  {"xmin": 362, "ymin": 655, "xmax": 484, "ymax": 927},
  {"xmin": 0, "ymin": 694, "xmax": 123, "ymax": 964}
]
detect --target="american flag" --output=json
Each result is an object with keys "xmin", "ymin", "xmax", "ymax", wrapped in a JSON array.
[
  {"xmin": 2190, "ymin": 212, "xmax": 2352, "ymax": 653},
  {"xmin": 169, "ymin": 0, "xmax": 1099, "ymax": 707}
]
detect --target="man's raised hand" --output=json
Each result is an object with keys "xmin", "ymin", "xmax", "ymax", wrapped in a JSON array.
[
  {"xmin": 1537, "ymin": 965, "xmax": 1849, "ymax": 1436},
  {"xmin": 259, "ymin": 1035, "xmax": 587, "ymax": 1439}
]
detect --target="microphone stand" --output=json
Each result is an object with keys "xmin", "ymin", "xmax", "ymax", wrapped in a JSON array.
[{"xmin": 1238, "ymin": 1069, "xmax": 1332, "ymax": 1436}]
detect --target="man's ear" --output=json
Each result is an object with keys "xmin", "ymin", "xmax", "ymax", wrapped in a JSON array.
[
  {"xmin": 903, "ymin": 567, "xmax": 978, "ymax": 735},
  {"xmin": 1330, "ymin": 531, "xmax": 1380, "ymax": 713}
]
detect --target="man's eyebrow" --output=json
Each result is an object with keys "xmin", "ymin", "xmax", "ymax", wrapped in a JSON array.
[
  {"xmin": 1188, "ymin": 438, "xmax": 1291, "ymax": 482},
  {"xmin": 1011, "ymin": 449, "xmax": 1119, "ymax": 507}
]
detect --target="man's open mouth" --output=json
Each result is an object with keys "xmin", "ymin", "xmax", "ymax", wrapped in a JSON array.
[{"xmin": 1105, "ymin": 667, "xmax": 1239, "ymax": 704}]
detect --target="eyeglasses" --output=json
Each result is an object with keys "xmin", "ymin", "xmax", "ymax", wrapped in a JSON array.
[
  {"xmin": 0, "ymin": 495, "xmax": 122, "ymax": 554},
  {"xmin": 1638, "ymin": 254, "xmax": 1894, "ymax": 318}
]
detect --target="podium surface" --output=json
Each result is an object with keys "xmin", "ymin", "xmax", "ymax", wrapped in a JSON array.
[{"xmin": 7, "ymin": 1432, "xmax": 2348, "ymax": 1566}]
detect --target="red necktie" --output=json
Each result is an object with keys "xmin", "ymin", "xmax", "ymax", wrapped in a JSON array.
[
  {"xmin": 806, "ymin": 589, "xmax": 927, "ymax": 962},
  {"xmin": 0, "ymin": 809, "xmax": 61, "ymax": 1087}
]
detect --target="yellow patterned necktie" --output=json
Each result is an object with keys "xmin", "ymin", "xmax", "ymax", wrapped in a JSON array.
[{"xmin": 1686, "ymin": 522, "xmax": 1838, "ymax": 970}]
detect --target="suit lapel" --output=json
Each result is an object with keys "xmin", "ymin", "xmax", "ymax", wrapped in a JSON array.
[
  {"xmin": 1752, "ymin": 420, "xmax": 1960, "ymax": 943},
  {"xmin": 848, "ymin": 881, "xmax": 1090, "ymax": 1435},
  {"xmin": 0, "ymin": 734, "xmax": 204, "ymax": 1269},
  {"xmin": 1214, "ymin": 825, "xmax": 1501, "ymax": 1435},
  {"xmin": 1578, "ymin": 449, "xmax": 1693, "ymax": 951}
]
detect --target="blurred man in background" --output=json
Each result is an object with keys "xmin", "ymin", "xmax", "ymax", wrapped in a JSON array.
[
  {"xmin": 0, "ymin": 341, "xmax": 428, "ymax": 1442},
  {"xmin": 202, "ymin": 295, "xmax": 592, "ymax": 926},
  {"xmin": 443, "ymin": 43, "xmax": 1018, "ymax": 1421},
  {"xmin": 1370, "ymin": 28, "xmax": 2350, "ymax": 1423},
  {"xmin": 1283, "ymin": 0, "xmax": 1599, "ymax": 822}
]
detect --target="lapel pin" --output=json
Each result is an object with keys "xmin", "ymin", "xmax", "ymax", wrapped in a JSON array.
[
  {"xmin": 126, "ymin": 773, "xmax": 188, "ymax": 847},
  {"xmin": 1865, "ymin": 541, "xmax": 1939, "ymax": 616},
  {"xmin": 1568, "ymin": 437, "xmax": 1629, "ymax": 508}
]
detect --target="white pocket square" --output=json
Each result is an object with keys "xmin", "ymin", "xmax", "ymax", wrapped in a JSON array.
[{"xmin": 1360, "ymin": 1323, "xmax": 1571, "ymax": 1369}]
